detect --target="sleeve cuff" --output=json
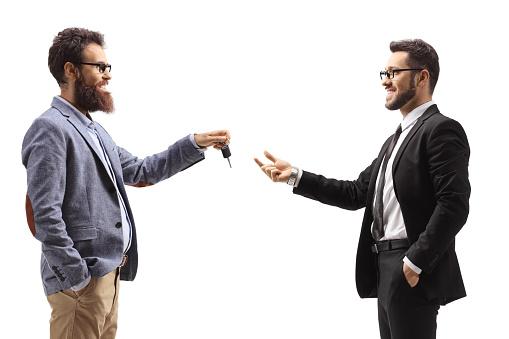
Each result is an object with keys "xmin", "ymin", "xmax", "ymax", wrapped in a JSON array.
[
  {"xmin": 403, "ymin": 256, "xmax": 422, "ymax": 275},
  {"xmin": 292, "ymin": 168, "xmax": 304, "ymax": 188},
  {"xmin": 189, "ymin": 134, "xmax": 207, "ymax": 154},
  {"xmin": 71, "ymin": 275, "xmax": 91, "ymax": 292}
]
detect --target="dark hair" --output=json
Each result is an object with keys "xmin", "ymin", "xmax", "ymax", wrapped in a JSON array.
[
  {"xmin": 390, "ymin": 39, "xmax": 439, "ymax": 94},
  {"xmin": 48, "ymin": 28, "xmax": 105, "ymax": 86}
]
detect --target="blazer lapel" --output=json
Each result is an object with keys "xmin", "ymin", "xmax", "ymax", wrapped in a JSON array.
[
  {"xmin": 97, "ymin": 129, "xmax": 135, "ymax": 224},
  {"xmin": 93, "ymin": 125, "xmax": 132, "ymax": 212},
  {"xmin": 51, "ymin": 98, "xmax": 116, "ymax": 181},
  {"xmin": 391, "ymin": 104, "xmax": 440, "ymax": 174},
  {"xmin": 96, "ymin": 128, "xmax": 124, "ymax": 185},
  {"xmin": 365, "ymin": 136, "xmax": 393, "ymax": 211}
]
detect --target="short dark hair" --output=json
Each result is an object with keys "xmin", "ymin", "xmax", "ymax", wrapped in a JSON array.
[
  {"xmin": 48, "ymin": 27, "xmax": 105, "ymax": 86},
  {"xmin": 390, "ymin": 39, "xmax": 439, "ymax": 94}
]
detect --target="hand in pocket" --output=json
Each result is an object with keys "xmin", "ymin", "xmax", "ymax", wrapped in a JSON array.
[{"xmin": 403, "ymin": 263, "xmax": 420, "ymax": 288}]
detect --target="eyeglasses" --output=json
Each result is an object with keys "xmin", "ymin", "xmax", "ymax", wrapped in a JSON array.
[
  {"xmin": 80, "ymin": 62, "xmax": 112, "ymax": 73},
  {"xmin": 380, "ymin": 68, "xmax": 423, "ymax": 80}
]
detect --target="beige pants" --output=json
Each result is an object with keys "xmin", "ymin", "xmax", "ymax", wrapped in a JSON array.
[{"xmin": 46, "ymin": 268, "xmax": 120, "ymax": 339}]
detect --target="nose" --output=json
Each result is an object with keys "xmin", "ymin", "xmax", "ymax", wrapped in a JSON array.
[
  {"xmin": 381, "ymin": 77, "xmax": 390, "ymax": 87},
  {"xmin": 103, "ymin": 68, "xmax": 112, "ymax": 81}
]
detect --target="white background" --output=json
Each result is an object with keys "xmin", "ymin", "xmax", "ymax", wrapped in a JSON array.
[{"xmin": 1, "ymin": 0, "xmax": 507, "ymax": 338}]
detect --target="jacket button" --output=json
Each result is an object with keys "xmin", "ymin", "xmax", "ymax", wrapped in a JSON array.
[{"xmin": 115, "ymin": 222, "xmax": 122, "ymax": 228}]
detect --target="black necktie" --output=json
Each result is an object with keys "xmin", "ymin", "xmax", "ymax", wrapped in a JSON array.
[{"xmin": 372, "ymin": 124, "xmax": 402, "ymax": 241}]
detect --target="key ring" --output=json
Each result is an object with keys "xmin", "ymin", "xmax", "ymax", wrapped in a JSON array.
[
  {"xmin": 214, "ymin": 137, "xmax": 230, "ymax": 147},
  {"xmin": 221, "ymin": 137, "xmax": 230, "ymax": 149}
]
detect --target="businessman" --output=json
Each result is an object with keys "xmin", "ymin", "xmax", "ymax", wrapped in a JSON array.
[
  {"xmin": 255, "ymin": 39, "xmax": 470, "ymax": 339},
  {"xmin": 22, "ymin": 27, "xmax": 230, "ymax": 339}
]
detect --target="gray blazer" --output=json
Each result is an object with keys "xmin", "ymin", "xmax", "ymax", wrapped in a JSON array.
[{"xmin": 22, "ymin": 97, "xmax": 204, "ymax": 296}]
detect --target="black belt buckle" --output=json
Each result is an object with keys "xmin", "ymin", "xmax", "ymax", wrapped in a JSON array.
[{"xmin": 371, "ymin": 239, "xmax": 409, "ymax": 254}]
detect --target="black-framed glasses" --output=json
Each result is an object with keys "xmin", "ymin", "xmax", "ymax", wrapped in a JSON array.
[
  {"xmin": 380, "ymin": 68, "xmax": 423, "ymax": 80},
  {"xmin": 80, "ymin": 62, "xmax": 112, "ymax": 73}
]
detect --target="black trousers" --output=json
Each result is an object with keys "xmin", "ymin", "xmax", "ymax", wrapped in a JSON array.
[{"xmin": 377, "ymin": 249, "xmax": 440, "ymax": 339}]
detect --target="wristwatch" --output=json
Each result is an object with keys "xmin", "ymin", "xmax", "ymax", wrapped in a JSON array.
[{"xmin": 287, "ymin": 166, "xmax": 299, "ymax": 186}]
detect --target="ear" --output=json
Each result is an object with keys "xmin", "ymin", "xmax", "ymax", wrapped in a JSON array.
[
  {"xmin": 63, "ymin": 62, "xmax": 79, "ymax": 82},
  {"xmin": 416, "ymin": 69, "xmax": 430, "ymax": 88}
]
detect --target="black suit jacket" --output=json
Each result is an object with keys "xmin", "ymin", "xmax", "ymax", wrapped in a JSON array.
[{"xmin": 293, "ymin": 105, "xmax": 470, "ymax": 305}]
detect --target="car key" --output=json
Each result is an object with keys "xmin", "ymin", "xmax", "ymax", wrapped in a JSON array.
[{"xmin": 221, "ymin": 138, "xmax": 232, "ymax": 168}]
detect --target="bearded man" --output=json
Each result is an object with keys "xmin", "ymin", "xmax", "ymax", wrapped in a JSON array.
[
  {"xmin": 22, "ymin": 27, "xmax": 230, "ymax": 339},
  {"xmin": 254, "ymin": 39, "xmax": 470, "ymax": 339}
]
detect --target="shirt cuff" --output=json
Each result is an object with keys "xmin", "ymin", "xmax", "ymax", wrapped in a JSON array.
[
  {"xmin": 189, "ymin": 134, "xmax": 207, "ymax": 154},
  {"xmin": 403, "ymin": 256, "xmax": 422, "ymax": 275},
  {"xmin": 293, "ymin": 168, "xmax": 304, "ymax": 187},
  {"xmin": 71, "ymin": 275, "xmax": 91, "ymax": 292}
]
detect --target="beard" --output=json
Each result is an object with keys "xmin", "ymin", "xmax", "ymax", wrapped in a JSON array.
[
  {"xmin": 385, "ymin": 79, "xmax": 416, "ymax": 111},
  {"xmin": 74, "ymin": 74, "xmax": 115, "ymax": 114}
]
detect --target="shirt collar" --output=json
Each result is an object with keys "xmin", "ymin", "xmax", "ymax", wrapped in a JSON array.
[
  {"xmin": 401, "ymin": 100, "xmax": 435, "ymax": 132},
  {"xmin": 54, "ymin": 96, "xmax": 94, "ymax": 128}
]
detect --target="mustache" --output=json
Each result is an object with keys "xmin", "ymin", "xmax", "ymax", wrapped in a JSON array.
[
  {"xmin": 96, "ymin": 80, "xmax": 109, "ymax": 87},
  {"xmin": 96, "ymin": 80, "xmax": 110, "ymax": 93}
]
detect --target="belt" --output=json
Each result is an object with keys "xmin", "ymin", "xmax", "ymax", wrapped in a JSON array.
[
  {"xmin": 371, "ymin": 239, "xmax": 409, "ymax": 254},
  {"xmin": 119, "ymin": 255, "xmax": 128, "ymax": 268}
]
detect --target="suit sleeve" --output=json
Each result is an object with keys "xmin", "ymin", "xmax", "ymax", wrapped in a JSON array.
[
  {"xmin": 116, "ymin": 135, "xmax": 205, "ymax": 187},
  {"xmin": 293, "ymin": 158, "xmax": 377, "ymax": 211},
  {"xmin": 22, "ymin": 118, "xmax": 90, "ymax": 290},
  {"xmin": 406, "ymin": 119, "xmax": 470, "ymax": 274}
]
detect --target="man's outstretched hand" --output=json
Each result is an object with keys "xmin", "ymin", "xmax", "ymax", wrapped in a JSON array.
[{"xmin": 254, "ymin": 151, "xmax": 293, "ymax": 183}]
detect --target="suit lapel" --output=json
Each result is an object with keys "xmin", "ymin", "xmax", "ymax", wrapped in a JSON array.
[
  {"xmin": 51, "ymin": 97, "xmax": 118, "ymax": 185},
  {"xmin": 95, "ymin": 127, "xmax": 124, "ymax": 186},
  {"xmin": 93, "ymin": 125, "xmax": 132, "ymax": 214},
  {"xmin": 68, "ymin": 115, "xmax": 106, "ymax": 162},
  {"xmin": 365, "ymin": 136, "xmax": 393, "ymax": 212},
  {"xmin": 391, "ymin": 104, "xmax": 440, "ymax": 174},
  {"xmin": 366, "ymin": 104, "xmax": 439, "ymax": 208}
]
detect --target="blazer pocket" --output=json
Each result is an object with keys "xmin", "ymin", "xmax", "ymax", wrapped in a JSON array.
[{"xmin": 67, "ymin": 227, "xmax": 98, "ymax": 241}]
